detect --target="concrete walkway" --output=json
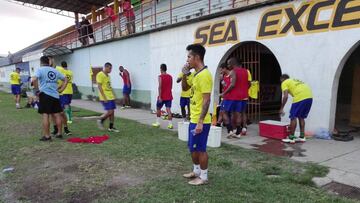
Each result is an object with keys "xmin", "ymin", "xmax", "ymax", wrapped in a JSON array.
[{"xmin": 72, "ymin": 99, "xmax": 360, "ymax": 189}]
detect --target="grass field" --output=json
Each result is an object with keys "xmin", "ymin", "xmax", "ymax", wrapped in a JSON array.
[{"xmin": 0, "ymin": 91, "xmax": 355, "ymax": 203}]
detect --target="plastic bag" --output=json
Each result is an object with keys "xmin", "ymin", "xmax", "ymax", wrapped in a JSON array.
[{"xmin": 314, "ymin": 128, "xmax": 332, "ymax": 140}]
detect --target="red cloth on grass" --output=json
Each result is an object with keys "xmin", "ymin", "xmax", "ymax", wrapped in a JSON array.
[{"xmin": 67, "ymin": 135, "xmax": 109, "ymax": 144}]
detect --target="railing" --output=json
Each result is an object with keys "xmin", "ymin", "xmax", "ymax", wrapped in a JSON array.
[{"xmin": 42, "ymin": 0, "xmax": 269, "ymax": 50}]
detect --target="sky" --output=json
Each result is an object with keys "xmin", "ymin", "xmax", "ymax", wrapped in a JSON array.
[{"xmin": 0, "ymin": 1, "xmax": 74, "ymax": 54}]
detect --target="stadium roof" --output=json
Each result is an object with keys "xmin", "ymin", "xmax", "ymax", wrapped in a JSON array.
[{"xmin": 10, "ymin": 0, "xmax": 114, "ymax": 15}]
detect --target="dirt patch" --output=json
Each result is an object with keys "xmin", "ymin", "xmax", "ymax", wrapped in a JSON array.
[
  {"xmin": 106, "ymin": 175, "xmax": 144, "ymax": 189},
  {"xmin": 73, "ymin": 116, "xmax": 100, "ymax": 120},
  {"xmin": 7, "ymin": 149, "xmax": 145, "ymax": 203}
]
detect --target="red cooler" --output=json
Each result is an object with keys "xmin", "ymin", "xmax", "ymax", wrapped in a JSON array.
[{"xmin": 259, "ymin": 120, "xmax": 289, "ymax": 140}]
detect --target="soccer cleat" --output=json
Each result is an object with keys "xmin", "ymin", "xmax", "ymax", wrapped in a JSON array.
[
  {"xmin": 188, "ymin": 177, "xmax": 208, "ymax": 186},
  {"xmin": 183, "ymin": 172, "xmax": 199, "ymax": 179},
  {"xmin": 282, "ymin": 137, "xmax": 296, "ymax": 144},
  {"xmin": 67, "ymin": 120, "xmax": 73, "ymax": 124},
  {"xmin": 167, "ymin": 124, "xmax": 173, "ymax": 129},
  {"xmin": 120, "ymin": 106, "xmax": 126, "ymax": 110},
  {"xmin": 39, "ymin": 136, "xmax": 52, "ymax": 141},
  {"xmin": 226, "ymin": 132, "xmax": 234, "ymax": 139},
  {"xmin": 296, "ymin": 137, "xmax": 306, "ymax": 142},
  {"xmin": 108, "ymin": 128, "xmax": 120, "ymax": 133},
  {"xmin": 64, "ymin": 130, "xmax": 72, "ymax": 136},
  {"xmin": 232, "ymin": 134, "xmax": 241, "ymax": 139},
  {"xmin": 226, "ymin": 131, "xmax": 235, "ymax": 139},
  {"xmin": 97, "ymin": 120, "xmax": 105, "ymax": 130},
  {"xmin": 152, "ymin": 122, "xmax": 160, "ymax": 128},
  {"xmin": 125, "ymin": 105, "xmax": 131, "ymax": 108}
]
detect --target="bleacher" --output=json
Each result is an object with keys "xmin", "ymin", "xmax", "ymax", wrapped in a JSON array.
[{"xmin": 14, "ymin": 0, "xmax": 271, "ymax": 51}]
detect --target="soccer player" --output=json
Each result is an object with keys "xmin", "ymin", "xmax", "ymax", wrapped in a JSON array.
[
  {"xmin": 152, "ymin": 64, "xmax": 173, "ymax": 129},
  {"xmin": 119, "ymin": 66, "xmax": 132, "ymax": 108},
  {"xmin": 58, "ymin": 61, "xmax": 74, "ymax": 124},
  {"xmin": 279, "ymin": 74, "xmax": 313, "ymax": 144},
  {"xmin": 9, "ymin": 67, "xmax": 22, "ymax": 109},
  {"xmin": 218, "ymin": 63, "xmax": 234, "ymax": 136},
  {"xmin": 182, "ymin": 44, "xmax": 213, "ymax": 186},
  {"xmin": 96, "ymin": 62, "xmax": 119, "ymax": 132},
  {"xmin": 32, "ymin": 56, "xmax": 68, "ymax": 141},
  {"xmin": 176, "ymin": 70, "xmax": 193, "ymax": 121},
  {"xmin": 51, "ymin": 62, "xmax": 72, "ymax": 136},
  {"xmin": 225, "ymin": 57, "xmax": 251, "ymax": 137}
]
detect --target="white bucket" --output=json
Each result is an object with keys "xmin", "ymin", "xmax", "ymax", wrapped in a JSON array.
[
  {"xmin": 177, "ymin": 121, "xmax": 189, "ymax": 141},
  {"xmin": 207, "ymin": 126, "xmax": 222, "ymax": 148}
]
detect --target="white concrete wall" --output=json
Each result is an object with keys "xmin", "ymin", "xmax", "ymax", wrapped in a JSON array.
[
  {"xmin": 56, "ymin": 34, "xmax": 151, "ymax": 96},
  {"xmin": 4, "ymin": 0, "xmax": 359, "ymax": 131},
  {"xmin": 29, "ymin": 59, "xmax": 40, "ymax": 77},
  {"xmin": 0, "ymin": 64, "xmax": 16, "ymax": 84}
]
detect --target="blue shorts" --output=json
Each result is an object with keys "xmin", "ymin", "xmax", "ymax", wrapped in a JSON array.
[
  {"xmin": 180, "ymin": 97, "xmax": 190, "ymax": 108},
  {"xmin": 221, "ymin": 100, "xmax": 247, "ymax": 113},
  {"xmin": 123, "ymin": 85, "xmax": 131, "ymax": 95},
  {"xmin": 60, "ymin": 94, "xmax": 72, "ymax": 109},
  {"xmin": 11, "ymin": 85, "xmax": 21, "ymax": 95},
  {"xmin": 101, "ymin": 100, "xmax": 117, "ymax": 111},
  {"xmin": 157, "ymin": 100, "xmax": 172, "ymax": 109},
  {"xmin": 188, "ymin": 123, "xmax": 211, "ymax": 152},
  {"xmin": 290, "ymin": 98, "xmax": 313, "ymax": 119}
]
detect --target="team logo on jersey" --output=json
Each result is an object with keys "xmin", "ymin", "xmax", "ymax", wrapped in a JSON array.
[
  {"xmin": 47, "ymin": 71, "xmax": 56, "ymax": 80},
  {"xmin": 66, "ymin": 75, "xmax": 72, "ymax": 82},
  {"xmin": 106, "ymin": 81, "xmax": 112, "ymax": 90}
]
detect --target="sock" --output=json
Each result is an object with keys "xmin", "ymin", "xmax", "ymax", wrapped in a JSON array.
[
  {"xmin": 53, "ymin": 125, "xmax": 58, "ymax": 132},
  {"xmin": 64, "ymin": 126, "xmax": 69, "ymax": 132},
  {"xmin": 100, "ymin": 118, "xmax": 106, "ymax": 124},
  {"xmin": 16, "ymin": 103, "xmax": 19, "ymax": 107},
  {"xmin": 64, "ymin": 108, "xmax": 70, "ymax": 121},
  {"xmin": 193, "ymin": 164, "xmax": 200, "ymax": 175},
  {"xmin": 300, "ymin": 132, "xmax": 305, "ymax": 138},
  {"xmin": 109, "ymin": 123, "xmax": 114, "ymax": 129},
  {"xmin": 289, "ymin": 134, "xmax": 295, "ymax": 139},
  {"xmin": 65, "ymin": 107, "xmax": 72, "ymax": 121},
  {"xmin": 226, "ymin": 123, "xmax": 233, "ymax": 133},
  {"xmin": 200, "ymin": 169, "xmax": 208, "ymax": 180},
  {"xmin": 156, "ymin": 117, "xmax": 160, "ymax": 124},
  {"xmin": 168, "ymin": 120, "xmax": 172, "ymax": 126},
  {"xmin": 68, "ymin": 106, "xmax": 72, "ymax": 121}
]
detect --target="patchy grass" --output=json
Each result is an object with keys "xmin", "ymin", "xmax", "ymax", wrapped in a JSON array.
[
  {"xmin": 0, "ymin": 92, "xmax": 356, "ymax": 203},
  {"xmin": 72, "ymin": 107, "xmax": 102, "ymax": 117}
]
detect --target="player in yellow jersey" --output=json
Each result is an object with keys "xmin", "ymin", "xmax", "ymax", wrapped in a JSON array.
[
  {"xmin": 9, "ymin": 67, "xmax": 22, "ymax": 109},
  {"xmin": 182, "ymin": 44, "xmax": 213, "ymax": 186},
  {"xmin": 50, "ymin": 60, "xmax": 72, "ymax": 137},
  {"xmin": 279, "ymin": 74, "xmax": 313, "ymax": 144},
  {"xmin": 176, "ymin": 72, "xmax": 193, "ymax": 121},
  {"xmin": 96, "ymin": 62, "xmax": 119, "ymax": 132},
  {"xmin": 59, "ymin": 62, "xmax": 74, "ymax": 124}
]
